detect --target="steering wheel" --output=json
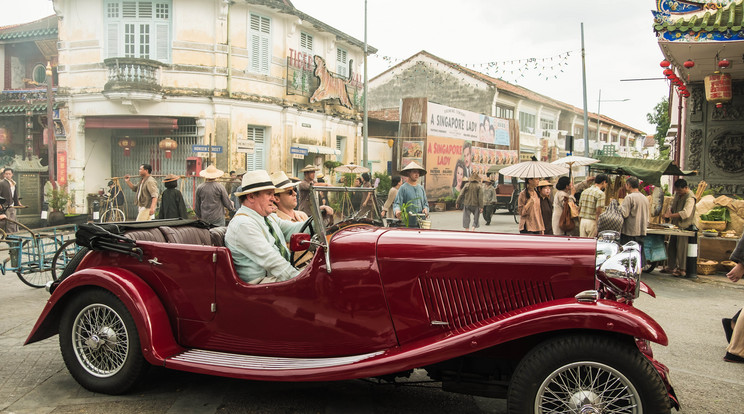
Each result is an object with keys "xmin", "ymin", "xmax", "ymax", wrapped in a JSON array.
[{"xmin": 291, "ymin": 216, "xmax": 315, "ymax": 268}]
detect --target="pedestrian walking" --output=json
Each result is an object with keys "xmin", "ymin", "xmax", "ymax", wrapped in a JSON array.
[
  {"xmin": 662, "ymin": 178, "xmax": 696, "ymax": 278},
  {"xmin": 297, "ymin": 164, "xmax": 329, "ymax": 216},
  {"xmin": 456, "ymin": 173, "xmax": 483, "ymax": 231},
  {"xmin": 619, "ymin": 176, "xmax": 649, "ymax": 248},
  {"xmin": 722, "ymin": 237, "xmax": 744, "ymax": 362},
  {"xmin": 537, "ymin": 180, "xmax": 553, "ymax": 235},
  {"xmin": 577, "ymin": 174, "xmax": 608, "ymax": 238},
  {"xmin": 381, "ymin": 176, "xmax": 402, "ymax": 218},
  {"xmin": 158, "ymin": 174, "xmax": 189, "ymax": 220},
  {"xmin": 392, "ymin": 162, "xmax": 429, "ymax": 228},
  {"xmin": 517, "ymin": 177, "xmax": 544, "ymax": 234},
  {"xmin": 195, "ymin": 165, "xmax": 235, "ymax": 226},
  {"xmin": 124, "ymin": 163, "xmax": 159, "ymax": 221},
  {"xmin": 481, "ymin": 176, "xmax": 496, "ymax": 225},
  {"xmin": 552, "ymin": 176, "xmax": 577, "ymax": 236},
  {"xmin": 0, "ymin": 168, "xmax": 21, "ymax": 233}
]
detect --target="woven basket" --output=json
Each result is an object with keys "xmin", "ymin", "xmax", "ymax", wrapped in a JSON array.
[
  {"xmin": 697, "ymin": 260, "xmax": 719, "ymax": 275},
  {"xmin": 721, "ymin": 261, "xmax": 737, "ymax": 271},
  {"xmin": 700, "ymin": 220, "xmax": 727, "ymax": 231}
]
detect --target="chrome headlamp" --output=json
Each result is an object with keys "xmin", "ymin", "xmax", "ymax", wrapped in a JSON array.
[{"xmin": 597, "ymin": 241, "xmax": 643, "ymax": 301}]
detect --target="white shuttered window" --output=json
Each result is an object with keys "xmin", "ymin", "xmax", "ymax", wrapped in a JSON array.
[
  {"xmin": 336, "ymin": 48, "xmax": 348, "ymax": 77},
  {"xmin": 105, "ymin": 0, "xmax": 171, "ymax": 62},
  {"xmin": 250, "ymin": 14, "xmax": 271, "ymax": 74},
  {"xmin": 245, "ymin": 127, "xmax": 266, "ymax": 171}
]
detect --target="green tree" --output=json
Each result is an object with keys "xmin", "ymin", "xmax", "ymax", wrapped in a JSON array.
[{"xmin": 646, "ymin": 97, "xmax": 670, "ymax": 159}]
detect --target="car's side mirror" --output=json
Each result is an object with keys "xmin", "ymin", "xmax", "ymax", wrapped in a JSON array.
[{"xmin": 290, "ymin": 233, "xmax": 311, "ymax": 252}]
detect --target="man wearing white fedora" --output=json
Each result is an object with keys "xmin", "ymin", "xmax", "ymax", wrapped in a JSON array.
[
  {"xmin": 297, "ymin": 164, "xmax": 329, "ymax": 216},
  {"xmin": 392, "ymin": 161, "xmax": 429, "ymax": 228},
  {"xmin": 195, "ymin": 164, "xmax": 235, "ymax": 226},
  {"xmin": 225, "ymin": 170, "xmax": 318, "ymax": 284}
]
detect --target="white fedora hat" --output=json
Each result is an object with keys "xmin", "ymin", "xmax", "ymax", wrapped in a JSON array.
[
  {"xmin": 199, "ymin": 164, "xmax": 225, "ymax": 179},
  {"xmin": 234, "ymin": 170, "xmax": 276, "ymax": 196},
  {"xmin": 270, "ymin": 171, "xmax": 300, "ymax": 193}
]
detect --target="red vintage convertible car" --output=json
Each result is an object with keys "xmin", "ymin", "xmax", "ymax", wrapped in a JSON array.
[{"xmin": 26, "ymin": 186, "xmax": 678, "ymax": 413}]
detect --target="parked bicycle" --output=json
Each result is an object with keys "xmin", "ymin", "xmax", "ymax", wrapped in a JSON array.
[{"xmin": 97, "ymin": 179, "xmax": 126, "ymax": 223}]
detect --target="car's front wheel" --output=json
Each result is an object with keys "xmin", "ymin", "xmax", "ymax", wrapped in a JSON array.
[
  {"xmin": 508, "ymin": 334, "xmax": 670, "ymax": 413},
  {"xmin": 59, "ymin": 288, "xmax": 149, "ymax": 394}
]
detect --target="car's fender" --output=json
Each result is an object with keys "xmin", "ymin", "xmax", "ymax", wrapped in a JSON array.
[
  {"xmin": 472, "ymin": 298, "xmax": 668, "ymax": 346},
  {"xmin": 25, "ymin": 267, "xmax": 184, "ymax": 365}
]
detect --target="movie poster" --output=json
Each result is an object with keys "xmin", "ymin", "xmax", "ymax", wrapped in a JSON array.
[
  {"xmin": 401, "ymin": 140, "xmax": 424, "ymax": 169},
  {"xmin": 424, "ymin": 135, "xmax": 464, "ymax": 200}
]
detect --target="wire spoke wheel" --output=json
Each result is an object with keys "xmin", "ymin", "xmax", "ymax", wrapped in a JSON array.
[
  {"xmin": 101, "ymin": 208, "xmax": 126, "ymax": 223},
  {"xmin": 536, "ymin": 361, "xmax": 641, "ymax": 413},
  {"xmin": 17, "ymin": 268, "xmax": 55, "ymax": 288},
  {"xmin": 60, "ymin": 289, "xmax": 148, "ymax": 394},
  {"xmin": 72, "ymin": 303, "xmax": 130, "ymax": 377}
]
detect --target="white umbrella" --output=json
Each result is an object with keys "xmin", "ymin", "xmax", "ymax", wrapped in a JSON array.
[
  {"xmin": 551, "ymin": 155, "xmax": 599, "ymax": 180},
  {"xmin": 499, "ymin": 159, "xmax": 568, "ymax": 178},
  {"xmin": 335, "ymin": 163, "xmax": 369, "ymax": 174}
]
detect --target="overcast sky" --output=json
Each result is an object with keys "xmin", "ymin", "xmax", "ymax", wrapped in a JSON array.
[{"xmin": 4, "ymin": 0, "xmax": 669, "ymax": 133}]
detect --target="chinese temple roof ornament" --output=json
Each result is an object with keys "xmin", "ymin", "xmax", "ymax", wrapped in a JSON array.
[{"xmin": 653, "ymin": 0, "xmax": 744, "ymax": 41}]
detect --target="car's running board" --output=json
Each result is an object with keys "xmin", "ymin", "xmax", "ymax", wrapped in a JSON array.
[{"xmin": 167, "ymin": 348, "xmax": 385, "ymax": 373}]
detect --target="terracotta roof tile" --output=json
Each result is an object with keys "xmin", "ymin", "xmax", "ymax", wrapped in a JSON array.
[{"xmin": 371, "ymin": 50, "xmax": 645, "ymax": 135}]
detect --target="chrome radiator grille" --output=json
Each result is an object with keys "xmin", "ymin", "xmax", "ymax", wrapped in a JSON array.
[{"xmin": 419, "ymin": 277, "xmax": 554, "ymax": 329}]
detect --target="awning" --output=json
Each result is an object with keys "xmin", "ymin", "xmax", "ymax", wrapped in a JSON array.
[
  {"xmin": 85, "ymin": 116, "xmax": 178, "ymax": 130},
  {"xmin": 589, "ymin": 156, "xmax": 696, "ymax": 186},
  {"xmin": 293, "ymin": 143, "xmax": 340, "ymax": 155}
]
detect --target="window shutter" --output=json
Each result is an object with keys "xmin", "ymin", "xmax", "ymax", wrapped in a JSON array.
[
  {"xmin": 245, "ymin": 127, "xmax": 265, "ymax": 170},
  {"xmin": 107, "ymin": 23, "xmax": 120, "ymax": 58},
  {"xmin": 249, "ymin": 14, "xmax": 271, "ymax": 74},
  {"xmin": 138, "ymin": 1, "xmax": 153, "ymax": 18},
  {"xmin": 336, "ymin": 48, "xmax": 347, "ymax": 77},
  {"xmin": 123, "ymin": 1, "xmax": 137, "ymax": 18},
  {"xmin": 156, "ymin": 23, "xmax": 169, "ymax": 61}
]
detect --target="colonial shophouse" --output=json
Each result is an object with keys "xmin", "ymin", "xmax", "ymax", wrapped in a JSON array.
[
  {"xmin": 3, "ymin": 0, "xmax": 375, "ymax": 219},
  {"xmin": 368, "ymin": 51, "xmax": 647, "ymax": 182}
]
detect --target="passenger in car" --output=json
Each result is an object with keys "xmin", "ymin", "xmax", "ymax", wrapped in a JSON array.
[{"xmin": 225, "ymin": 170, "xmax": 329, "ymax": 284}]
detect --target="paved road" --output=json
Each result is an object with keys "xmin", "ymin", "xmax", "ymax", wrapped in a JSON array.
[{"xmin": 1, "ymin": 210, "xmax": 743, "ymax": 413}]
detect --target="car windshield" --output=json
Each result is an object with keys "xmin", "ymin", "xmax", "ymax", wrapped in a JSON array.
[{"xmin": 310, "ymin": 186, "xmax": 382, "ymax": 232}]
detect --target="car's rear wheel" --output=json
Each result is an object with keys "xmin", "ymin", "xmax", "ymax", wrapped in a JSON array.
[
  {"xmin": 59, "ymin": 288, "xmax": 148, "ymax": 394},
  {"xmin": 507, "ymin": 334, "xmax": 670, "ymax": 414}
]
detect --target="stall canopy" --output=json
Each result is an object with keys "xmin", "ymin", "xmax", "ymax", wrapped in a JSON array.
[{"xmin": 590, "ymin": 156, "xmax": 696, "ymax": 186}]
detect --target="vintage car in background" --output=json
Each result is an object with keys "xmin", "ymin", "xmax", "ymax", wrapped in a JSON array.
[{"xmin": 26, "ymin": 186, "xmax": 678, "ymax": 413}]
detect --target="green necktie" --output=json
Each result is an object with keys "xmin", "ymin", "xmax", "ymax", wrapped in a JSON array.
[{"xmin": 265, "ymin": 216, "xmax": 290, "ymax": 262}]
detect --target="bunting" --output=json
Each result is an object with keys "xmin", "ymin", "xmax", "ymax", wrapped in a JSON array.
[{"xmin": 373, "ymin": 50, "xmax": 578, "ymax": 84}]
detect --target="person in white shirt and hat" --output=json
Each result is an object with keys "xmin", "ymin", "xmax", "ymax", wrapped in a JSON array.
[
  {"xmin": 392, "ymin": 161, "xmax": 429, "ymax": 228},
  {"xmin": 195, "ymin": 164, "xmax": 235, "ymax": 226},
  {"xmin": 297, "ymin": 164, "xmax": 329, "ymax": 216},
  {"xmin": 225, "ymin": 170, "xmax": 326, "ymax": 284}
]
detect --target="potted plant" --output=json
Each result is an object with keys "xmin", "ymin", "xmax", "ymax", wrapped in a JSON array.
[{"xmin": 48, "ymin": 186, "xmax": 72, "ymax": 226}]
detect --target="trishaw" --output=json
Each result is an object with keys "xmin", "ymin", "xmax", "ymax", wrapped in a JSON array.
[{"xmin": 0, "ymin": 219, "xmax": 81, "ymax": 288}]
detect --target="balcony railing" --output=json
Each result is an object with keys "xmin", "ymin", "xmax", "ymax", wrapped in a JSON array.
[{"xmin": 103, "ymin": 57, "xmax": 164, "ymax": 93}]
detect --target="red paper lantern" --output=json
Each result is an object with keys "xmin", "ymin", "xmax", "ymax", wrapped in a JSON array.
[
  {"xmin": 683, "ymin": 60, "xmax": 695, "ymax": 68},
  {"xmin": 682, "ymin": 91, "xmax": 691, "ymax": 98},
  {"xmin": 705, "ymin": 72, "xmax": 732, "ymax": 105},
  {"xmin": 718, "ymin": 58, "xmax": 730, "ymax": 69},
  {"xmin": 660, "ymin": 60, "xmax": 671, "ymax": 68},
  {"xmin": 118, "ymin": 137, "xmax": 136, "ymax": 157},
  {"xmin": 158, "ymin": 137, "xmax": 178, "ymax": 159},
  {"xmin": 663, "ymin": 68, "xmax": 674, "ymax": 76},
  {"xmin": 678, "ymin": 85, "xmax": 687, "ymax": 91}
]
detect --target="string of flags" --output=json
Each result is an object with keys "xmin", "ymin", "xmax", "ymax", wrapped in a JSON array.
[{"xmin": 373, "ymin": 50, "xmax": 579, "ymax": 84}]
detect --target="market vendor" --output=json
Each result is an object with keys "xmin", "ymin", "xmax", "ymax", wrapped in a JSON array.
[{"xmin": 662, "ymin": 179, "xmax": 696, "ymax": 278}]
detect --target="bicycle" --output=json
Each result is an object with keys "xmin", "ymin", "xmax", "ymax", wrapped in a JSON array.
[
  {"xmin": 385, "ymin": 211, "xmax": 430, "ymax": 229},
  {"xmin": 98, "ymin": 181, "xmax": 126, "ymax": 223}
]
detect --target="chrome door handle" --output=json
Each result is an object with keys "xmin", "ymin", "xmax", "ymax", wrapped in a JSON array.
[{"xmin": 148, "ymin": 257, "xmax": 162, "ymax": 266}]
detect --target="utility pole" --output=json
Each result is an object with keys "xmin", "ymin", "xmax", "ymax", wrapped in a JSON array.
[
  {"xmin": 580, "ymin": 23, "xmax": 590, "ymax": 171},
  {"xmin": 46, "ymin": 62, "xmax": 55, "ymax": 187},
  {"xmin": 362, "ymin": 0, "xmax": 368, "ymax": 170}
]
